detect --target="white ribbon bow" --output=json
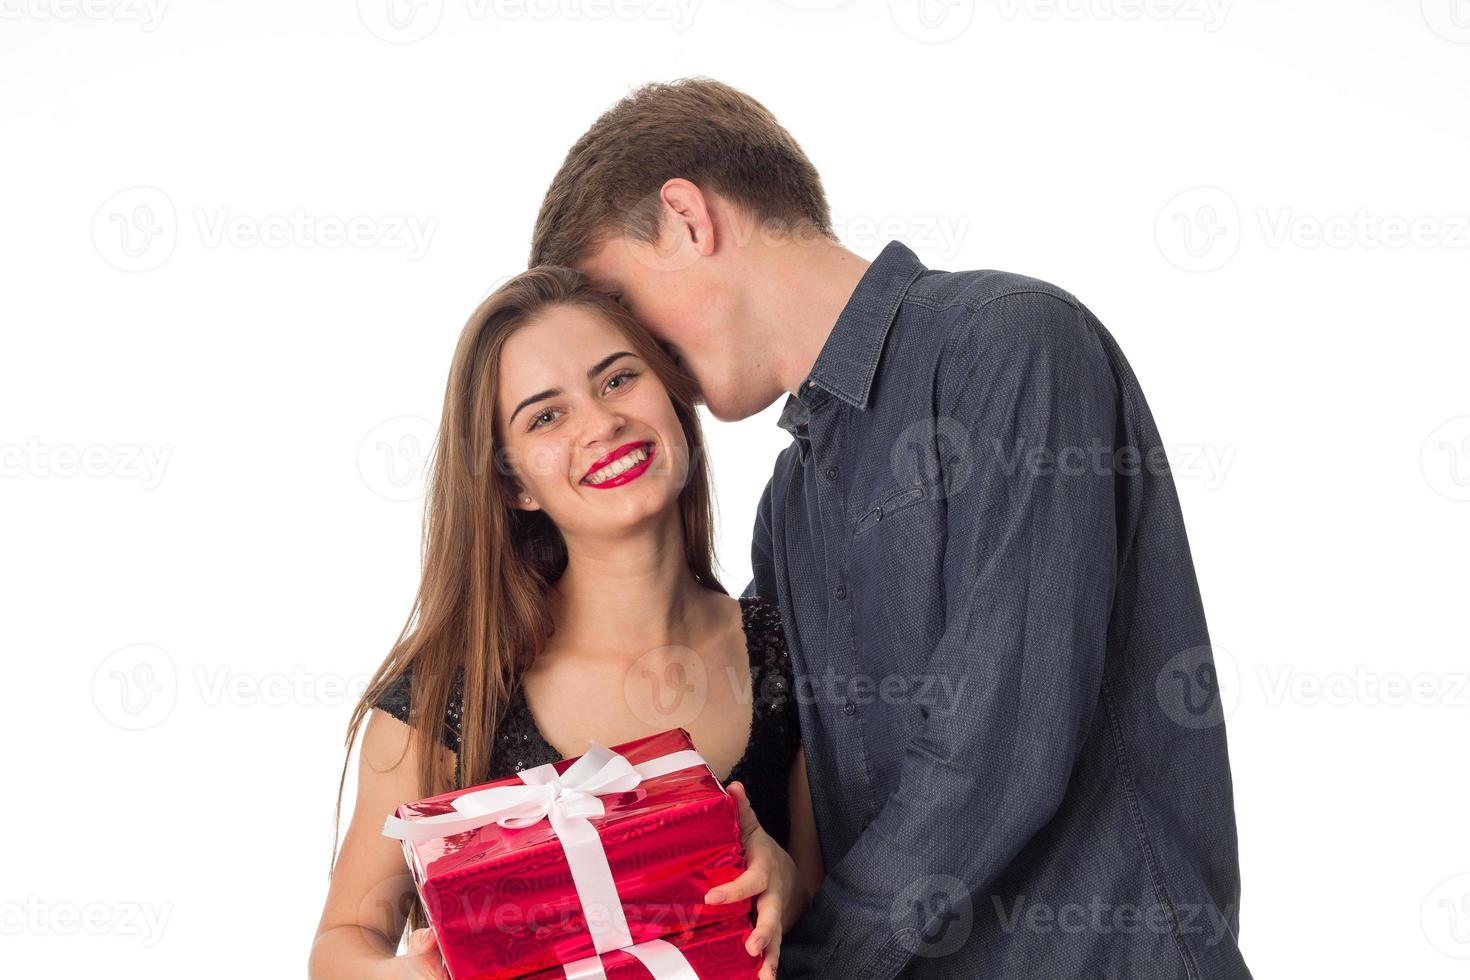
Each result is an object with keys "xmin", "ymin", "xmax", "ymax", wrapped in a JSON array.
[{"xmin": 383, "ymin": 742, "xmax": 710, "ymax": 960}]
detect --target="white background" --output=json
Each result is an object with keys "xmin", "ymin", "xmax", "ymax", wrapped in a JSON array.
[{"xmin": 2, "ymin": 1, "xmax": 1468, "ymax": 976}]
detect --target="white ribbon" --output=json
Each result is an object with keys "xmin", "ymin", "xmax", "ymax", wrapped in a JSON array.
[
  {"xmin": 382, "ymin": 742, "xmax": 710, "ymax": 960},
  {"xmin": 561, "ymin": 938, "xmax": 703, "ymax": 980}
]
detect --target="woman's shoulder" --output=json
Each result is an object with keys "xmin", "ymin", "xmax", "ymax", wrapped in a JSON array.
[
  {"xmin": 372, "ymin": 666, "xmax": 465, "ymax": 754},
  {"xmin": 737, "ymin": 593, "xmax": 791, "ymax": 666}
]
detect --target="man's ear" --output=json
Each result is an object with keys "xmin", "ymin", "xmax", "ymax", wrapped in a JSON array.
[{"xmin": 659, "ymin": 178, "xmax": 718, "ymax": 259}]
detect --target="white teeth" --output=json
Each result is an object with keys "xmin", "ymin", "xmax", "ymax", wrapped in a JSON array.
[{"xmin": 584, "ymin": 445, "xmax": 650, "ymax": 485}]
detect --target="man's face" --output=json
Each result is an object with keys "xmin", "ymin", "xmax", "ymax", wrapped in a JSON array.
[{"xmin": 576, "ymin": 234, "xmax": 755, "ymax": 422}]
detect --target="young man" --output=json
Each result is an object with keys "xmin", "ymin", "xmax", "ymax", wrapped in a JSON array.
[{"xmin": 531, "ymin": 79, "xmax": 1251, "ymax": 980}]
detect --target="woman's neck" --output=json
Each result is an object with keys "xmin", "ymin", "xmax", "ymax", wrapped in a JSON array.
[{"xmin": 546, "ymin": 513, "xmax": 718, "ymax": 666}]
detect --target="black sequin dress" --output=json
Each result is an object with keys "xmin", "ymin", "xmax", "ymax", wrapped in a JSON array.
[{"xmin": 374, "ymin": 594, "xmax": 802, "ymax": 848}]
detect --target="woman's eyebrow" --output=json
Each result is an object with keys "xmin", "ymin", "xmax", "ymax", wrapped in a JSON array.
[{"xmin": 507, "ymin": 351, "xmax": 636, "ymax": 425}]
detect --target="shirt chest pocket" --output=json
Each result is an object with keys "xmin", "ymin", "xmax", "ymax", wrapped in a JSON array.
[{"xmin": 853, "ymin": 482, "xmax": 932, "ymax": 536}]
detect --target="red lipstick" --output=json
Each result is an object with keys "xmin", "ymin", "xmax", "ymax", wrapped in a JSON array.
[{"xmin": 581, "ymin": 441, "xmax": 656, "ymax": 489}]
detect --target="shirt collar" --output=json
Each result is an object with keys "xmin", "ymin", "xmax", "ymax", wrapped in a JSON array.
[{"xmin": 776, "ymin": 239, "xmax": 926, "ymax": 441}]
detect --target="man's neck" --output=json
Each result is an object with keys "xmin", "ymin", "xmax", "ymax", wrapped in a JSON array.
[{"xmin": 747, "ymin": 237, "xmax": 871, "ymax": 397}]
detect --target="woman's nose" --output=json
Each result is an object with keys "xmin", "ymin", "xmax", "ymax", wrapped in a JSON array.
[{"xmin": 580, "ymin": 401, "xmax": 626, "ymax": 444}]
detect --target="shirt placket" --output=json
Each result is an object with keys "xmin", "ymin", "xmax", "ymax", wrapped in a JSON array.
[{"xmin": 801, "ymin": 384, "xmax": 876, "ymax": 830}]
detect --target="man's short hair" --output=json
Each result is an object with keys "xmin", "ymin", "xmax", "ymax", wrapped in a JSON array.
[{"xmin": 530, "ymin": 77, "xmax": 834, "ymax": 268}]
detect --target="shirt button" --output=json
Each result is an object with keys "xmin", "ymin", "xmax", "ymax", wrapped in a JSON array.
[
  {"xmin": 842, "ymin": 700, "xmax": 857, "ymax": 716},
  {"xmin": 824, "ymin": 466, "xmax": 838, "ymax": 481},
  {"xmin": 834, "ymin": 584, "xmax": 846, "ymax": 600}
]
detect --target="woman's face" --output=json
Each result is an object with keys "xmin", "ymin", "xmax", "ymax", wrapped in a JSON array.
[{"xmin": 494, "ymin": 303, "xmax": 690, "ymax": 539}]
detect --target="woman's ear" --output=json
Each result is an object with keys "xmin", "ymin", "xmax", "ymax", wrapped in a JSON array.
[{"xmin": 510, "ymin": 487, "xmax": 540, "ymax": 512}]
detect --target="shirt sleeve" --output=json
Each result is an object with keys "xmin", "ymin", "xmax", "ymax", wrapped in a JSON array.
[
  {"xmin": 742, "ymin": 473, "xmax": 777, "ymax": 602},
  {"xmin": 778, "ymin": 291, "xmax": 1119, "ymax": 980},
  {"xmin": 374, "ymin": 669, "xmax": 414, "ymax": 726}
]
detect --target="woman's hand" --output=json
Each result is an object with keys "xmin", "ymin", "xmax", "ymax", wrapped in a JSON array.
[
  {"xmin": 378, "ymin": 927, "xmax": 446, "ymax": 980},
  {"xmin": 705, "ymin": 781, "xmax": 808, "ymax": 980}
]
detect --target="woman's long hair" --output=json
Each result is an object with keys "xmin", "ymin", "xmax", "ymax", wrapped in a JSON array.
[{"xmin": 330, "ymin": 266, "xmax": 725, "ymax": 930}]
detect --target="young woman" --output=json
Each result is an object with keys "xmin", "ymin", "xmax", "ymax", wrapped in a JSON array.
[{"xmin": 309, "ymin": 267, "xmax": 823, "ymax": 980}]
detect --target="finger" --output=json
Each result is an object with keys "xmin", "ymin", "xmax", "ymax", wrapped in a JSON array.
[
  {"xmin": 726, "ymin": 781, "xmax": 761, "ymax": 837},
  {"xmin": 759, "ymin": 932, "xmax": 782, "ymax": 980},
  {"xmin": 407, "ymin": 927, "xmax": 436, "ymax": 955},
  {"xmin": 745, "ymin": 889, "xmax": 780, "ymax": 956},
  {"xmin": 705, "ymin": 863, "xmax": 769, "ymax": 904}
]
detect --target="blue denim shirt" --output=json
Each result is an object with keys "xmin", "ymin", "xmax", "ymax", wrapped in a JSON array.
[{"xmin": 745, "ymin": 241, "xmax": 1249, "ymax": 979}]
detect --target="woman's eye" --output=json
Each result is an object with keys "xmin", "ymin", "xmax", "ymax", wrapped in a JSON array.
[
  {"xmin": 528, "ymin": 408, "xmax": 561, "ymax": 431},
  {"xmin": 605, "ymin": 369, "xmax": 638, "ymax": 393}
]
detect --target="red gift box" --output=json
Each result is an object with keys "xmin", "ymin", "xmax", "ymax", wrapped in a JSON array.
[
  {"xmin": 522, "ymin": 919, "xmax": 761, "ymax": 980},
  {"xmin": 385, "ymin": 729, "xmax": 752, "ymax": 980}
]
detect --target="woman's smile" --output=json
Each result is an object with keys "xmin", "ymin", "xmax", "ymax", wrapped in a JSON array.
[{"xmin": 580, "ymin": 440, "xmax": 656, "ymax": 488}]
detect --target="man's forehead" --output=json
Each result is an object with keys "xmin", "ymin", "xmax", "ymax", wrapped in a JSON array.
[{"xmin": 573, "ymin": 236, "xmax": 642, "ymax": 285}]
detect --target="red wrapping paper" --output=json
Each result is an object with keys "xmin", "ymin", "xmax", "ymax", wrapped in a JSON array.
[
  {"xmin": 391, "ymin": 729, "xmax": 752, "ymax": 980},
  {"xmin": 521, "ymin": 920, "xmax": 762, "ymax": 980}
]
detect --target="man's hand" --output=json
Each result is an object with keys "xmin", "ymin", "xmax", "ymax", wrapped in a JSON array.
[{"xmin": 705, "ymin": 781, "xmax": 805, "ymax": 980}]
